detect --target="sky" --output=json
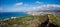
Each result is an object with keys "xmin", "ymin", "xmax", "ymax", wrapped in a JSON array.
[{"xmin": 0, "ymin": 0, "xmax": 60, "ymax": 12}]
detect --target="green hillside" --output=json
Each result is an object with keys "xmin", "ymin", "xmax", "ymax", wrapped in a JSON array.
[
  {"xmin": 48, "ymin": 14, "xmax": 60, "ymax": 27},
  {"xmin": 0, "ymin": 14, "xmax": 60, "ymax": 27}
]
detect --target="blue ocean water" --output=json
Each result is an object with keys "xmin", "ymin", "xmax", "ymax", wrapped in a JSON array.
[{"xmin": 0, "ymin": 12, "xmax": 29, "ymax": 20}]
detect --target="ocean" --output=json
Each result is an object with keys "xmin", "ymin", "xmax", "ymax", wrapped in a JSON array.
[{"xmin": 0, "ymin": 12, "xmax": 29, "ymax": 20}]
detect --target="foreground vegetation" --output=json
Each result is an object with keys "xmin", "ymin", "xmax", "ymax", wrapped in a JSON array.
[
  {"xmin": 0, "ymin": 14, "xmax": 60, "ymax": 27},
  {"xmin": 48, "ymin": 14, "xmax": 60, "ymax": 27}
]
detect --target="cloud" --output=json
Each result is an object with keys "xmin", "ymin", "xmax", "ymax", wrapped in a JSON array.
[
  {"xmin": 10, "ymin": 8, "xmax": 25, "ymax": 12},
  {"xmin": 15, "ymin": 2, "xmax": 23, "ymax": 6},
  {"xmin": 0, "ymin": 7, "xmax": 3, "ymax": 11},
  {"xmin": 32, "ymin": 4, "xmax": 60, "ymax": 11},
  {"xmin": 32, "ymin": 7, "xmax": 36, "ymax": 10},
  {"xmin": 35, "ymin": 1, "xmax": 43, "ymax": 4},
  {"xmin": 24, "ymin": 4, "xmax": 29, "ymax": 7},
  {"xmin": 40, "ymin": 4, "xmax": 60, "ymax": 10}
]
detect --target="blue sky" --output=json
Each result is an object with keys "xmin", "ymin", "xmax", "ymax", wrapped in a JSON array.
[{"xmin": 0, "ymin": 0, "xmax": 60, "ymax": 12}]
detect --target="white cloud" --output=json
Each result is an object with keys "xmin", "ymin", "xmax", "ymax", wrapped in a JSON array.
[
  {"xmin": 32, "ymin": 7, "xmax": 36, "ymax": 10},
  {"xmin": 0, "ymin": 7, "xmax": 3, "ymax": 11},
  {"xmin": 11, "ymin": 8, "xmax": 24, "ymax": 12},
  {"xmin": 36, "ymin": 1, "xmax": 43, "ymax": 4},
  {"xmin": 32, "ymin": 4, "xmax": 60, "ymax": 11},
  {"xmin": 24, "ymin": 4, "xmax": 29, "ymax": 7},
  {"xmin": 15, "ymin": 2, "xmax": 23, "ymax": 6},
  {"xmin": 40, "ymin": 4, "xmax": 60, "ymax": 10}
]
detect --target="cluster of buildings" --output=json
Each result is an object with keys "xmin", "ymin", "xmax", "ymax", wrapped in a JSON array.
[{"xmin": 27, "ymin": 12, "xmax": 56, "ymax": 16}]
